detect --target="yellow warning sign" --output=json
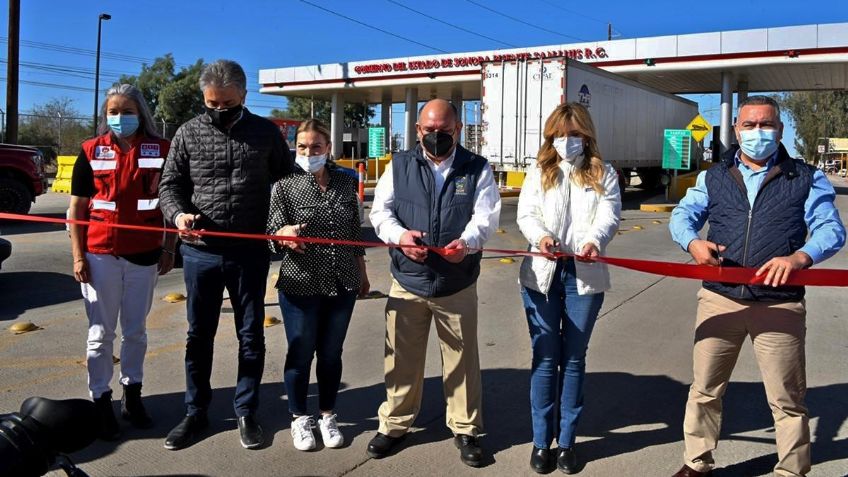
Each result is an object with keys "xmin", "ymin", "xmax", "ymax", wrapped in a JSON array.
[{"xmin": 686, "ymin": 114, "xmax": 712, "ymax": 142}]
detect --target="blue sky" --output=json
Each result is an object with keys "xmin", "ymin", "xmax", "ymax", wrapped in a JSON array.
[{"xmin": 3, "ymin": 0, "xmax": 848, "ymax": 155}]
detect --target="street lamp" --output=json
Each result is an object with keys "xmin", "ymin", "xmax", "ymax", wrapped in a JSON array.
[{"xmin": 93, "ymin": 13, "xmax": 111, "ymax": 135}]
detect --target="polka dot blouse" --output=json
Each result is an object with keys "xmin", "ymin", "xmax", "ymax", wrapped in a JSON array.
[{"xmin": 266, "ymin": 165, "xmax": 365, "ymax": 296}]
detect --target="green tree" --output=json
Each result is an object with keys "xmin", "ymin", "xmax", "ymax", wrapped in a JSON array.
[
  {"xmin": 777, "ymin": 91, "xmax": 848, "ymax": 161},
  {"xmin": 19, "ymin": 98, "xmax": 90, "ymax": 158},
  {"xmin": 284, "ymin": 96, "xmax": 375, "ymax": 127},
  {"xmin": 118, "ymin": 55, "xmax": 205, "ymax": 130}
]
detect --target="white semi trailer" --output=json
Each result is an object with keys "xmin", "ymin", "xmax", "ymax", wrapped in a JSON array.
[{"xmin": 480, "ymin": 57, "xmax": 698, "ymax": 189}]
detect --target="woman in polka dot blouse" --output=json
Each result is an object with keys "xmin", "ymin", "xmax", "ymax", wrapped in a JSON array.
[{"xmin": 267, "ymin": 119, "xmax": 369, "ymax": 451}]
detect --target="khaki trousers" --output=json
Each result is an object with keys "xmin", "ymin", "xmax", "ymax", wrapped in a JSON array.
[
  {"xmin": 684, "ymin": 288, "xmax": 809, "ymax": 476},
  {"xmin": 377, "ymin": 279, "xmax": 483, "ymax": 437}
]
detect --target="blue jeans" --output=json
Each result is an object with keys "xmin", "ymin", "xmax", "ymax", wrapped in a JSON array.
[
  {"xmin": 279, "ymin": 289, "xmax": 357, "ymax": 416},
  {"xmin": 181, "ymin": 244, "xmax": 269, "ymax": 418},
  {"xmin": 521, "ymin": 259, "xmax": 604, "ymax": 448}
]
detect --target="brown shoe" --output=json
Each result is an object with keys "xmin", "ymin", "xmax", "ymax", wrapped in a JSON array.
[{"xmin": 672, "ymin": 465, "xmax": 712, "ymax": 477}]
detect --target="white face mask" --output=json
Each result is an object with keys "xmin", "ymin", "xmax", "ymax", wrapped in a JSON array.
[
  {"xmin": 295, "ymin": 153, "xmax": 327, "ymax": 173},
  {"xmin": 552, "ymin": 136, "xmax": 585, "ymax": 167}
]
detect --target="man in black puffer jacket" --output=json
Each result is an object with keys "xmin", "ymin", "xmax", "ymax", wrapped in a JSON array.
[{"xmin": 159, "ymin": 59, "xmax": 293, "ymax": 452}]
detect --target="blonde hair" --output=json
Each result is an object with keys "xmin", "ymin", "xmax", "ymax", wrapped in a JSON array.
[
  {"xmin": 296, "ymin": 119, "xmax": 331, "ymax": 144},
  {"xmin": 537, "ymin": 102, "xmax": 606, "ymax": 193}
]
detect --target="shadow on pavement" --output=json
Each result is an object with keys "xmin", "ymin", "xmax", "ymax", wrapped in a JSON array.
[
  {"xmin": 0, "ymin": 271, "xmax": 81, "ymax": 320},
  {"xmin": 0, "ymin": 212, "xmax": 68, "ymax": 236},
  {"xmin": 60, "ymin": 370, "xmax": 847, "ymax": 474}
]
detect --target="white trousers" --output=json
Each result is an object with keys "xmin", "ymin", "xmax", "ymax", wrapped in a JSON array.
[{"xmin": 82, "ymin": 252, "xmax": 158, "ymax": 399}]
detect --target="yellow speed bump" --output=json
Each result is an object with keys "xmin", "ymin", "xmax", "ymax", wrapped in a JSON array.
[
  {"xmin": 652, "ymin": 220, "xmax": 663, "ymax": 224},
  {"xmin": 163, "ymin": 292, "xmax": 187, "ymax": 303},
  {"xmin": 499, "ymin": 257, "xmax": 515, "ymax": 264},
  {"xmin": 9, "ymin": 322, "xmax": 41, "ymax": 334},
  {"xmin": 640, "ymin": 204, "xmax": 676, "ymax": 213},
  {"xmin": 264, "ymin": 316, "xmax": 281, "ymax": 327},
  {"xmin": 632, "ymin": 225, "xmax": 644, "ymax": 230},
  {"xmin": 496, "ymin": 228, "xmax": 507, "ymax": 234}
]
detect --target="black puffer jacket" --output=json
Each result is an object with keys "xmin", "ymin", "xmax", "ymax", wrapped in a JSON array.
[{"xmin": 159, "ymin": 108, "xmax": 293, "ymax": 247}]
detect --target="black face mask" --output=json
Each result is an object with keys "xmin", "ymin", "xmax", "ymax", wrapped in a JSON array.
[
  {"xmin": 205, "ymin": 104, "xmax": 243, "ymax": 127},
  {"xmin": 422, "ymin": 130, "xmax": 455, "ymax": 158}
]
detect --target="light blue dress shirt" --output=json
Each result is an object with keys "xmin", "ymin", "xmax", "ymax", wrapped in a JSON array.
[{"xmin": 669, "ymin": 151, "xmax": 846, "ymax": 264}]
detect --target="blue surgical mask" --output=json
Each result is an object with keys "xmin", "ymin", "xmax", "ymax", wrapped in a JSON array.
[
  {"xmin": 552, "ymin": 136, "xmax": 585, "ymax": 167},
  {"xmin": 295, "ymin": 153, "xmax": 327, "ymax": 173},
  {"xmin": 739, "ymin": 129, "xmax": 779, "ymax": 161},
  {"xmin": 107, "ymin": 114, "xmax": 139, "ymax": 137}
]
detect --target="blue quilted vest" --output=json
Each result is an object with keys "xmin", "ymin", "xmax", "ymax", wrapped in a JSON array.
[
  {"xmin": 389, "ymin": 145, "xmax": 487, "ymax": 298},
  {"xmin": 703, "ymin": 145, "xmax": 813, "ymax": 301}
]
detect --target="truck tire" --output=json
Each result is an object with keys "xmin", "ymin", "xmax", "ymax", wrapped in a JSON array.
[
  {"xmin": 0, "ymin": 177, "xmax": 33, "ymax": 214},
  {"xmin": 636, "ymin": 169, "xmax": 662, "ymax": 190}
]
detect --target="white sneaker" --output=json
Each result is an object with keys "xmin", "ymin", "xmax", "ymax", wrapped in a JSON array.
[
  {"xmin": 290, "ymin": 415, "xmax": 316, "ymax": 451},
  {"xmin": 318, "ymin": 413, "xmax": 345, "ymax": 448}
]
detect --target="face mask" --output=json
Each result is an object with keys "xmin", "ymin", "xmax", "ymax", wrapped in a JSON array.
[
  {"xmin": 295, "ymin": 153, "xmax": 327, "ymax": 173},
  {"xmin": 107, "ymin": 114, "xmax": 139, "ymax": 137},
  {"xmin": 552, "ymin": 136, "xmax": 585, "ymax": 167},
  {"xmin": 422, "ymin": 130, "xmax": 455, "ymax": 158},
  {"xmin": 205, "ymin": 104, "xmax": 243, "ymax": 127},
  {"xmin": 739, "ymin": 129, "xmax": 779, "ymax": 161}
]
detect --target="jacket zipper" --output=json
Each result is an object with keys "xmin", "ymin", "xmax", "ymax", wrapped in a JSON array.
[{"xmin": 739, "ymin": 208, "xmax": 753, "ymax": 298}]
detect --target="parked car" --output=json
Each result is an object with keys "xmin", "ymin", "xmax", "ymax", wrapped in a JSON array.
[
  {"xmin": 0, "ymin": 144, "xmax": 48, "ymax": 214},
  {"xmin": 0, "ymin": 236, "xmax": 10, "ymax": 270}
]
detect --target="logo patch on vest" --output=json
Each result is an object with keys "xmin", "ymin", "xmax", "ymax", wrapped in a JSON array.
[
  {"xmin": 140, "ymin": 144, "xmax": 160, "ymax": 157},
  {"xmin": 95, "ymin": 146, "xmax": 115, "ymax": 159},
  {"xmin": 454, "ymin": 176, "xmax": 468, "ymax": 196}
]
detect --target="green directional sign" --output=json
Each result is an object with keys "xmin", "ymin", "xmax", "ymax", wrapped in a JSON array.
[
  {"xmin": 662, "ymin": 129, "xmax": 692, "ymax": 170},
  {"xmin": 368, "ymin": 127, "xmax": 386, "ymax": 158}
]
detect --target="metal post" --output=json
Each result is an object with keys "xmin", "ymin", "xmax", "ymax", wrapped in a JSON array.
[
  {"xmin": 6, "ymin": 0, "xmax": 20, "ymax": 143},
  {"xmin": 330, "ymin": 92, "xmax": 343, "ymax": 160},
  {"xmin": 719, "ymin": 71, "xmax": 734, "ymax": 155},
  {"xmin": 93, "ymin": 13, "xmax": 111, "ymax": 135},
  {"xmin": 57, "ymin": 112, "xmax": 62, "ymax": 154},
  {"xmin": 404, "ymin": 87, "xmax": 417, "ymax": 151},
  {"xmin": 381, "ymin": 90, "xmax": 391, "ymax": 154}
]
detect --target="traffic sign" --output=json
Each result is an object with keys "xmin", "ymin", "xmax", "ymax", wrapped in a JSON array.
[
  {"xmin": 368, "ymin": 127, "xmax": 386, "ymax": 158},
  {"xmin": 686, "ymin": 114, "xmax": 712, "ymax": 142},
  {"xmin": 662, "ymin": 129, "xmax": 692, "ymax": 170}
]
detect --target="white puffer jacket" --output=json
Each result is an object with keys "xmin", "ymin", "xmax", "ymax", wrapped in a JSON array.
[{"xmin": 516, "ymin": 159, "xmax": 621, "ymax": 295}]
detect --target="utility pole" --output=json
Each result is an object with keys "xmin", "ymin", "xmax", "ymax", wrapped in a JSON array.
[
  {"xmin": 608, "ymin": 22, "xmax": 612, "ymax": 41},
  {"xmin": 6, "ymin": 0, "xmax": 20, "ymax": 144}
]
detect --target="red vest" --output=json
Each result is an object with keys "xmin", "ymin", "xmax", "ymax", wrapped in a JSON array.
[{"xmin": 81, "ymin": 134, "xmax": 171, "ymax": 255}]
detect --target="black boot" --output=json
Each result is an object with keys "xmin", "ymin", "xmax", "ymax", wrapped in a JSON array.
[
  {"xmin": 94, "ymin": 391, "xmax": 120, "ymax": 441},
  {"xmin": 121, "ymin": 383, "xmax": 153, "ymax": 429}
]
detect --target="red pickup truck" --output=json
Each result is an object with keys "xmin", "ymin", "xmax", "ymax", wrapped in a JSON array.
[{"xmin": 0, "ymin": 143, "xmax": 48, "ymax": 214}]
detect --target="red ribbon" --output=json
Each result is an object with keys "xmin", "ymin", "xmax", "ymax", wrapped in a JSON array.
[{"xmin": 2, "ymin": 212, "xmax": 846, "ymax": 287}]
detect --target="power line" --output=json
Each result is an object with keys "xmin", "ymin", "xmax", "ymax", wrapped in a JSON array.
[
  {"xmin": 464, "ymin": 0, "xmax": 587, "ymax": 42},
  {"xmin": 385, "ymin": 0, "xmax": 518, "ymax": 48},
  {"xmin": 296, "ymin": 0, "xmax": 448, "ymax": 53},
  {"xmin": 0, "ymin": 77, "xmax": 94, "ymax": 93},
  {"xmin": 534, "ymin": 0, "xmax": 607, "ymax": 25}
]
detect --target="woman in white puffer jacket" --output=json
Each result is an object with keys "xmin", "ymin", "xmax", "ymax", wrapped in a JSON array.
[{"xmin": 516, "ymin": 102, "xmax": 621, "ymax": 474}]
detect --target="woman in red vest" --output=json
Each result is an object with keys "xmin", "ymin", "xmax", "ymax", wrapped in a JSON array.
[{"xmin": 68, "ymin": 84, "xmax": 176, "ymax": 440}]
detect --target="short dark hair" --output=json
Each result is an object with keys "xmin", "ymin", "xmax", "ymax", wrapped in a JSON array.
[{"xmin": 738, "ymin": 95, "xmax": 781, "ymax": 117}]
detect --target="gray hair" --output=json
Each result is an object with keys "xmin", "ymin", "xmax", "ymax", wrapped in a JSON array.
[
  {"xmin": 199, "ymin": 59, "xmax": 247, "ymax": 93},
  {"xmin": 98, "ymin": 83, "xmax": 161, "ymax": 138},
  {"xmin": 738, "ymin": 95, "xmax": 781, "ymax": 118}
]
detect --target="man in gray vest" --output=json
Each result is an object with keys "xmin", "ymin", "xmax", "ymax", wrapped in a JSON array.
[{"xmin": 368, "ymin": 99, "xmax": 501, "ymax": 466}]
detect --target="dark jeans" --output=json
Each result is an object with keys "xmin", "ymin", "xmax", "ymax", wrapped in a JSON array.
[
  {"xmin": 279, "ymin": 289, "xmax": 357, "ymax": 416},
  {"xmin": 521, "ymin": 259, "xmax": 604, "ymax": 448},
  {"xmin": 181, "ymin": 244, "xmax": 270, "ymax": 418}
]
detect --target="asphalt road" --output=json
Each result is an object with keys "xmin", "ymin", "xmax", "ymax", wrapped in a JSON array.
[{"xmin": 0, "ymin": 177, "xmax": 846, "ymax": 477}]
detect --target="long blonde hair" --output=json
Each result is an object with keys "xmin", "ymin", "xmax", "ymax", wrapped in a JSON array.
[{"xmin": 537, "ymin": 103, "xmax": 606, "ymax": 193}]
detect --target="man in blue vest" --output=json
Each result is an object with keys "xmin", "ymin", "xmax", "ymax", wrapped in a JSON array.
[
  {"xmin": 669, "ymin": 95, "xmax": 845, "ymax": 477},
  {"xmin": 368, "ymin": 99, "xmax": 501, "ymax": 466}
]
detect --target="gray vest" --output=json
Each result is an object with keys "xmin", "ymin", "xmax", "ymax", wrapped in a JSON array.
[{"xmin": 388, "ymin": 146, "xmax": 487, "ymax": 297}]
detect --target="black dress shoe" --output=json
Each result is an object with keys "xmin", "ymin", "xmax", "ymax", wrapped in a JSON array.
[
  {"xmin": 164, "ymin": 414, "xmax": 208, "ymax": 450},
  {"xmin": 366, "ymin": 432, "xmax": 403, "ymax": 458},
  {"xmin": 672, "ymin": 465, "xmax": 713, "ymax": 477},
  {"xmin": 238, "ymin": 415, "xmax": 264, "ymax": 449},
  {"xmin": 530, "ymin": 446, "xmax": 554, "ymax": 474},
  {"xmin": 93, "ymin": 391, "xmax": 120, "ymax": 441},
  {"xmin": 557, "ymin": 447, "xmax": 579, "ymax": 474},
  {"xmin": 454, "ymin": 434, "xmax": 483, "ymax": 467}
]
